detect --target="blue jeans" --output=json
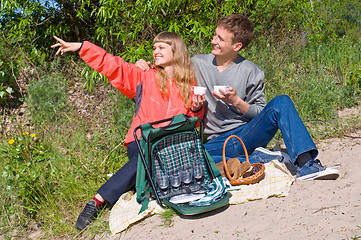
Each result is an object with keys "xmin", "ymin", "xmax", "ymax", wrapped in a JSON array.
[{"xmin": 204, "ymin": 95, "xmax": 318, "ymax": 165}]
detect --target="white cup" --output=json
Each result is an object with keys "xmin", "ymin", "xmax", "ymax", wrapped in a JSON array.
[
  {"xmin": 214, "ymin": 85, "xmax": 228, "ymax": 94},
  {"xmin": 192, "ymin": 86, "xmax": 207, "ymax": 95}
]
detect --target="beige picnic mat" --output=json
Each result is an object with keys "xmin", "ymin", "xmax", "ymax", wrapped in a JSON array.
[{"xmin": 109, "ymin": 159, "xmax": 295, "ymax": 235}]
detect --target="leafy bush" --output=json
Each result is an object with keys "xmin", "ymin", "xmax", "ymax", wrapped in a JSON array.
[
  {"xmin": 2, "ymin": 0, "xmax": 338, "ymax": 93},
  {"xmin": 26, "ymin": 77, "xmax": 67, "ymax": 124},
  {"xmin": 0, "ymin": 36, "xmax": 18, "ymax": 107},
  {"xmin": 0, "ymin": 84, "xmax": 13, "ymax": 103},
  {"xmin": 319, "ymin": 0, "xmax": 361, "ymax": 41}
]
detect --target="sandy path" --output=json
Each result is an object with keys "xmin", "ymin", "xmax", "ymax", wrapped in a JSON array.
[{"xmin": 113, "ymin": 129, "xmax": 361, "ymax": 240}]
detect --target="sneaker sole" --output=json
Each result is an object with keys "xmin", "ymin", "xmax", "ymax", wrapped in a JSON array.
[{"xmin": 297, "ymin": 167, "xmax": 339, "ymax": 180}]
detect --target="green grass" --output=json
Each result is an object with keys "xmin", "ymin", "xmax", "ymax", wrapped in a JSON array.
[
  {"xmin": 0, "ymin": 33, "xmax": 360, "ymax": 239},
  {"xmin": 0, "ymin": 84, "xmax": 133, "ymax": 237},
  {"xmin": 244, "ymin": 34, "xmax": 361, "ymax": 141},
  {"xmin": 158, "ymin": 208, "xmax": 176, "ymax": 227}
]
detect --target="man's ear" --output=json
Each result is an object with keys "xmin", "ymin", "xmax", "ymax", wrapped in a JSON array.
[{"xmin": 233, "ymin": 42, "xmax": 243, "ymax": 52}]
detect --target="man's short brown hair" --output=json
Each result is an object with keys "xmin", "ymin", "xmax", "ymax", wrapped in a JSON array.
[{"xmin": 217, "ymin": 14, "xmax": 254, "ymax": 49}]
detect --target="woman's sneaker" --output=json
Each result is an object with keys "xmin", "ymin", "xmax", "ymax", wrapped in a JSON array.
[
  {"xmin": 75, "ymin": 200, "xmax": 102, "ymax": 230},
  {"xmin": 296, "ymin": 159, "xmax": 339, "ymax": 180}
]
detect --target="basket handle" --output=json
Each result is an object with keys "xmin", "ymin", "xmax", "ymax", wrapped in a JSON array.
[{"xmin": 222, "ymin": 135, "xmax": 249, "ymax": 181}]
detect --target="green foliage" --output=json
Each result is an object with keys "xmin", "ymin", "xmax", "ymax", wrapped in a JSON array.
[
  {"xmin": 26, "ymin": 76, "xmax": 67, "ymax": 124},
  {"xmin": 2, "ymin": 0, "xmax": 359, "ymax": 94},
  {"xmin": 244, "ymin": 34, "xmax": 361, "ymax": 125},
  {"xmin": 320, "ymin": 0, "xmax": 361, "ymax": 41},
  {"xmin": 76, "ymin": 0, "xmax": 329, "ymax": 89},
  {"xmin": 1, "ymin": 132, "xmax": 56, "ymax": 220},
  {"xmin": 82, "ymin": 0, "xmax": 329, "ymax": 60},
  {"xmin": 0, "ymin": 85, "xmax": 13, "ymax": 101},
  {"xmin": 81, "ymin": 65, "xmax": 108, "ymax": 91},
  {"xmin": 158, "ymin": 208, "xmax": 176, "ymax": 227},
  {"xmin": 5, "ymin": 83, "xmax": 132, "ymax": 235},
  {"xmin": 348, "ymin": 62, "xmax": 361, "ymax": 89},
  {"xmin": 0, "ymin": 112, "xmax": 130, "ymax": 237},
  {"xmin": 0, "ymin": 36, "xmax": 18, "ymax": 107}
]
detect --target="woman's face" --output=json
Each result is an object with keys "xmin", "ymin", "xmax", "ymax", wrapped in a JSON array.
[{"xmin": 153, "ymin": 42, "xmax": 174, "ymax": 68}]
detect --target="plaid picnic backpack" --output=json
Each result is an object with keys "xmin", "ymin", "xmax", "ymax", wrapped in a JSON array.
[{"xmin": 134, "ymin": 114, "xmax": 229, "ymax": 215}]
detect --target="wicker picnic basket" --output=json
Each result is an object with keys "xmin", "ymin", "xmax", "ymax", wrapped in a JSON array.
[{"xmin": 222, "ymin": 135, "xmax": 265, "ymax": 185}]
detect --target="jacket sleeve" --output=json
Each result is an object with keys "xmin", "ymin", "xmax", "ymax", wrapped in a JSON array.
[
  {"xmin": 187, "ymin": 105, "xmax": 205, "ymax": 120},
  {"xmin": 79, "ymin": 41, "xmax": 144, "ymax": 99}
]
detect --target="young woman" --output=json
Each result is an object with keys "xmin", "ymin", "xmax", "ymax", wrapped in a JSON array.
[{"xmin": 51, "ymin": 32, "xmax": 206, "ymax": 230}]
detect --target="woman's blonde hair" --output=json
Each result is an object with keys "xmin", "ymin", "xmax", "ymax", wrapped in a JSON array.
[{"xmin": 153, "ymin": 32, "xmax": 194, "ymax": 108}]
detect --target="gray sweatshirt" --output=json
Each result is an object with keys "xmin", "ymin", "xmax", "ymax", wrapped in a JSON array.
[{"xmin": 192, "ymin": 53, "xmax": 266, "ymax": 139}]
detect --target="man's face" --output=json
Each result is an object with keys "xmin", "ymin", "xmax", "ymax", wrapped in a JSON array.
[{"xmin": 211, "ymin": 26, "xmax": 240, "ymax": 57}]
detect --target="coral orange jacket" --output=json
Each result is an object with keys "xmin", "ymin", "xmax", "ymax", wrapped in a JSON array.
[{"xmin": 79, "ymin": 41, "xmax": 204, "ymax": 146}]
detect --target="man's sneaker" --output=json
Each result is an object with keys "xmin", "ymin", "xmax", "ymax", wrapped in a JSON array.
[
  {"xmin": 249, "ymin": 147, "xmax": 285, "ymax": 164},
  {"xmin": 296, "ymin": 159, "xmax": 339, "ymax": 180},
  {"xmin": 75, "ymin": 200, "xmax": 102, "ymax": 230}
]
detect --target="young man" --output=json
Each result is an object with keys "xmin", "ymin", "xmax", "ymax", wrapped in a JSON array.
[
  {"xmin": 191, "ymin": 14, "xmax": 339, "ymax": 180},
  {"xmin": 136, "ymin": 14, "xmax": 339, "ymax": 181}
]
